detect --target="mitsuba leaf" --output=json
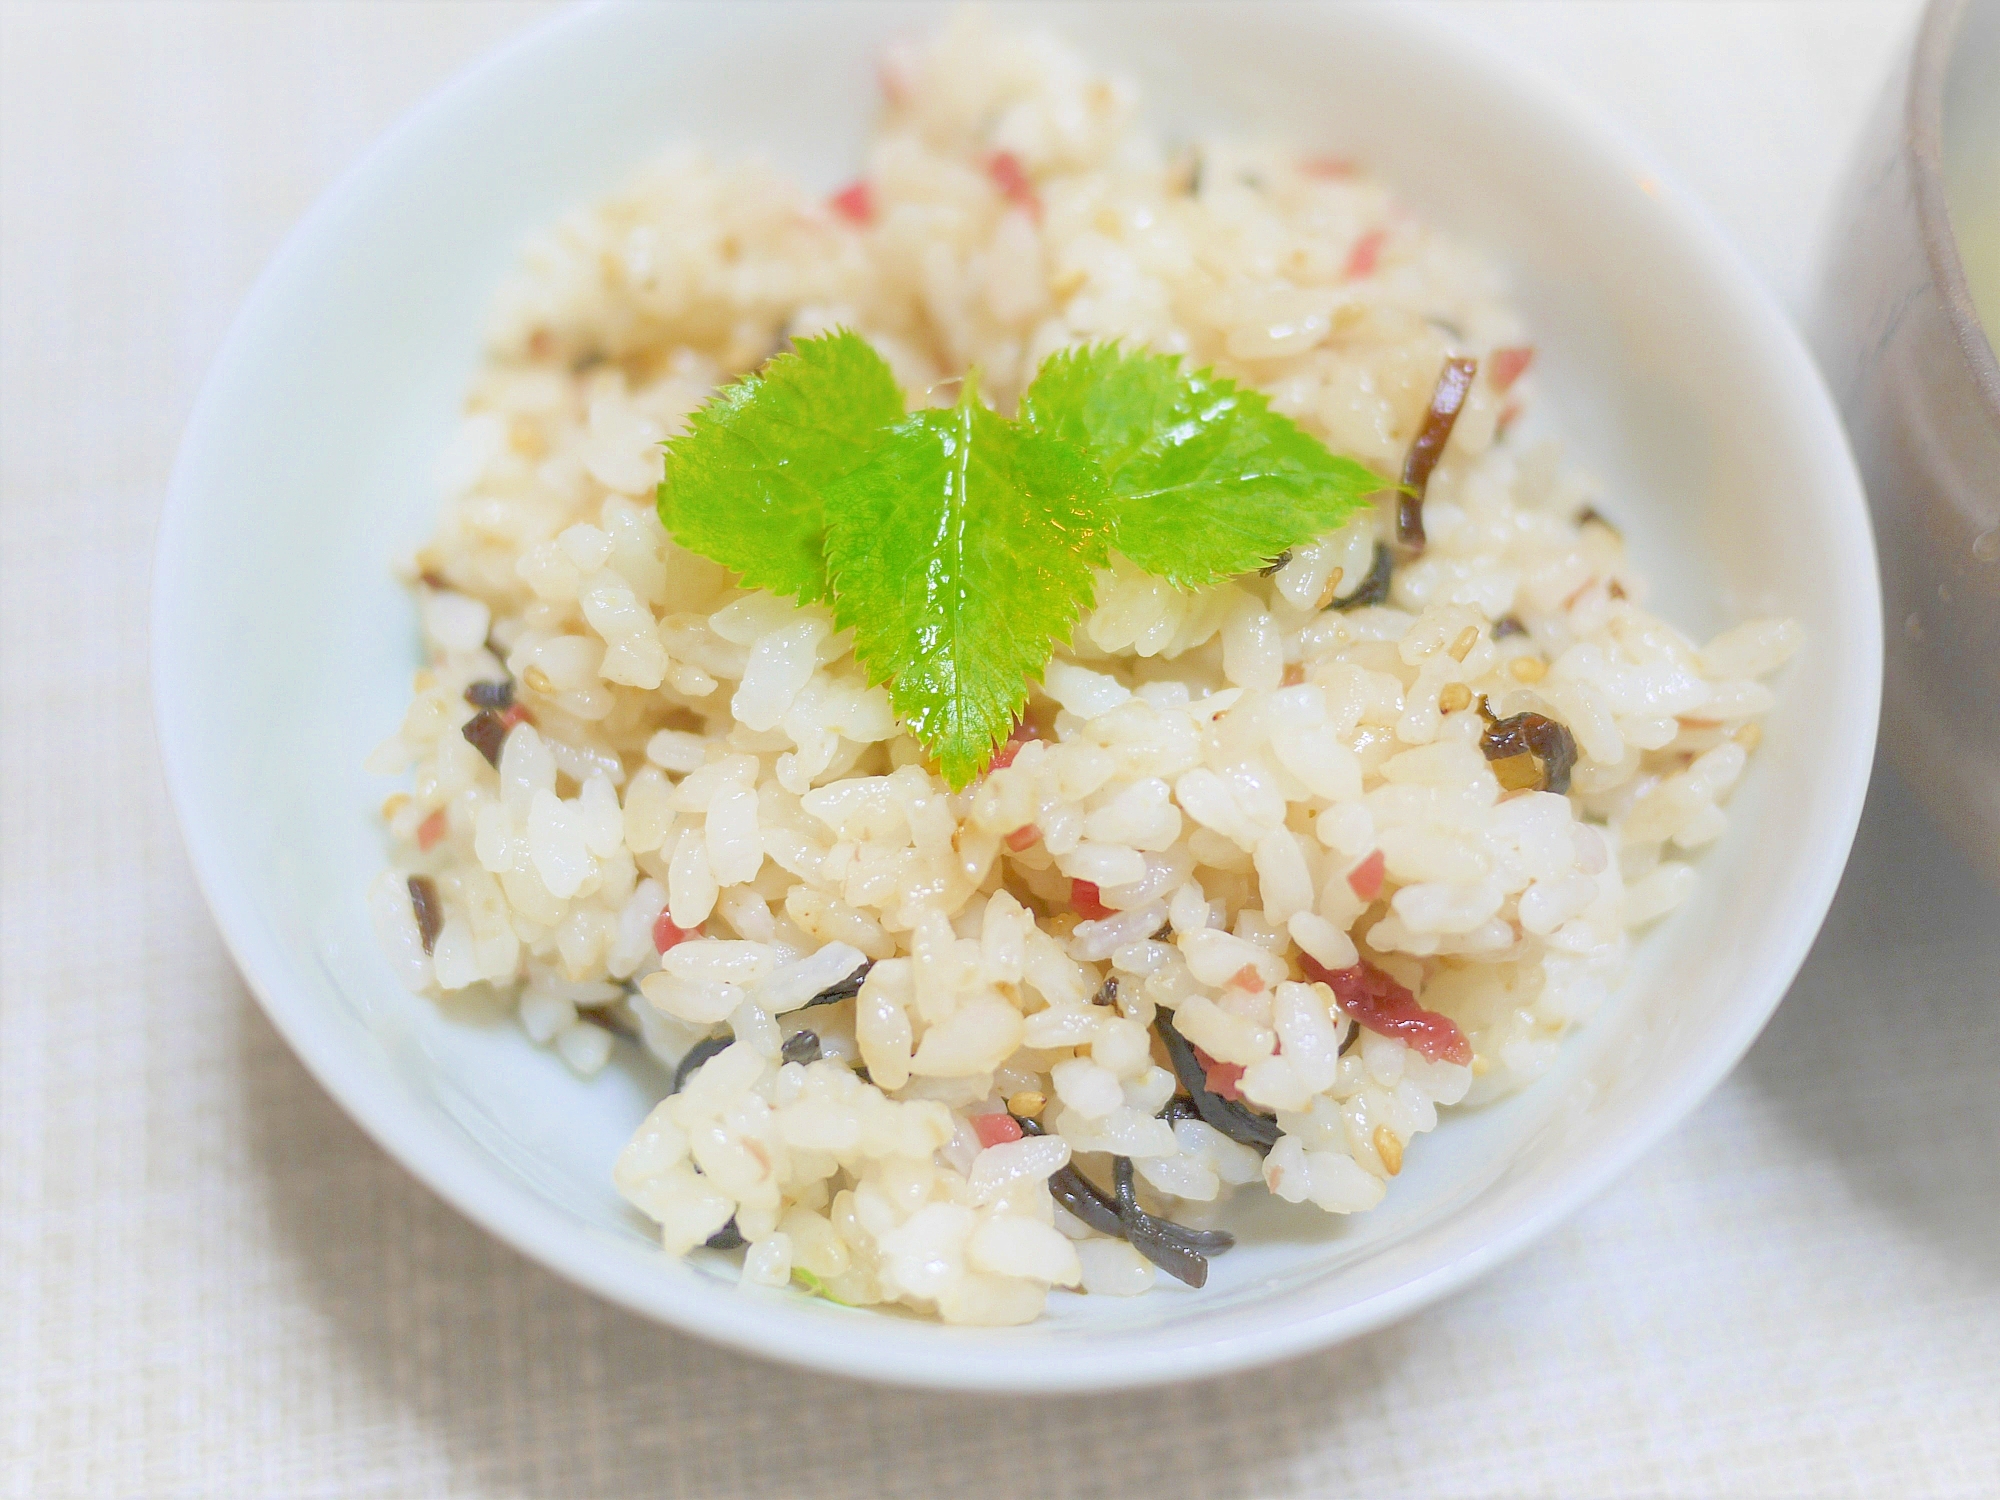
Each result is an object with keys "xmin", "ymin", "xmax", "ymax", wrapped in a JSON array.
[
  {"xmin": 654, "ymin": 330, "xmax": 1396, "ymax": 785},
  {"xmin": 657, "ymin": 329, "xmax": 904, "ymax": 603},
  {"xmin": 1021, "ymin": 344, "xmax": 1388, "ymax": 588},
  {"xmin": 822, "ymin": 381, "xmax": 1109, "ymax": 787}
]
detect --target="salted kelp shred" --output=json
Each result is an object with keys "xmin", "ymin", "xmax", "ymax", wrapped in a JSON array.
[
  {"xmin": 461, "ymin": 708, "xmax": 510, "ymax": 767},
  {"xmin": 407, "ymin": 875, "xmax": 442, "ymax": 954},
  {"xmin": 1395, "ymin": 355, "xmax": 1478, "ymax": 550},
  {"xmin": 799, "ymin": 960, "xmax": 873, "ymax": 1010},
  {"xmin": 1016, "ymin": 1115, "xmax": 1126, "ymax": 1237},
  {"xmin": 672, "ymin": 1034, "xmax": 732, "ymax": 1096},
  {"xmin": 780, "ymin": 1029, "xmax": 822, "ymax": 1066},
  {"xmin": 1328, "ymin": 541, "xmax": 1393, "ymax": 610},
  {"xmin": 464, "ymin": 678, "xmax": 514, "ymax": 710},
  {"xmin": 1153, "ymin": 1010, "xmax": 1279, "ymax": 1152},
  {"xmin": 1479, "ymin": 709, "xmax": 1579, "ymax": 795},
  {"xmin": 1017, "ymin": 1117, "xmax": 1232, "ymax": 1286}
]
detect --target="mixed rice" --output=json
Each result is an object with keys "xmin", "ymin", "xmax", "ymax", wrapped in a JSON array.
[{"xmin": 367, "ymin": 15, "xmax": 1800, "ymax": 1324}]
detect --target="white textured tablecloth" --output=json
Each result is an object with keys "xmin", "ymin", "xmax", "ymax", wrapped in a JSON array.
[{"xmin": 5, "ymin": 3, "xmax": 1998, "ymax": 1496}]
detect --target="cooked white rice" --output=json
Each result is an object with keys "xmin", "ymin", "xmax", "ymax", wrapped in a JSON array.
[{"xmin": 367, "ymin": 14, "xmax": 1800, "ymax": 1325}]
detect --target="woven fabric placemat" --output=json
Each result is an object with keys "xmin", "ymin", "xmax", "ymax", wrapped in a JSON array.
[{"xmin": 4, "ymin": 4, "xmax": 1994, "ymax": 1495}]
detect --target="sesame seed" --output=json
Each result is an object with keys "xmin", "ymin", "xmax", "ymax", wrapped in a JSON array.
[
  {"xmin": 1373, "ymin": 1124, "xmax": 1404, "ymax": 1176},
  {"xmin": 1315, "ymin": 567, "xmax": 1346, "ymax": 610}
]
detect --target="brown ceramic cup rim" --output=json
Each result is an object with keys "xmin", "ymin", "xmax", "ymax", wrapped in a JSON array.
[{"xmin": 1912, "ymin": 0, "xmax": 2000, "ymax": 421}]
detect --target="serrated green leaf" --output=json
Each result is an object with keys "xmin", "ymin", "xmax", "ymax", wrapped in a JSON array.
[
  {"xmin": 823, "ymin": 383, "xmax": 1109, "ymax": 787},
  {"xmin": 656, "ymin": 331, "xmax": 1391, "ymax": 785},
  {"xmin": 657, "ymin": 328, "xmax": 904, "ymax": 604},
  {"xmin": 1021, "ymin": 344, "xmax": 1388, "ymax": 588}
]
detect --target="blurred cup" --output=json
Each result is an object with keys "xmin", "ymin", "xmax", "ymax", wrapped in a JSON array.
[{"xmin": 1818, "ymin": 0, "xmax": 2000, "ymax": 888}]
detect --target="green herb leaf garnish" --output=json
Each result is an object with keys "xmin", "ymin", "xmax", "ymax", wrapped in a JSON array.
[
  {"xmin": 1021, "ymin": 344, "xmax": 1385, "ymax": 588},
  {"xmin": 656, "ymin": 330, "xmax": 1391, "ymax": 787},
  {"xmin": 824, "ymin": 376, "xmax": 1109, "ymax": 789},
  {"xmin": 658, "ymin": 328, "xmax": 904, "ymax": 604}
]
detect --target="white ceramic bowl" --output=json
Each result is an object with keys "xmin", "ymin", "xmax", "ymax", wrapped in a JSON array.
[{"xmin": 154, "ymin": 0, "xmax": 1880, "ymax": 1391}]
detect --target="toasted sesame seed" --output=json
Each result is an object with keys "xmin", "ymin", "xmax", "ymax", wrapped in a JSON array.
[
  {"xmin": 1373, "ymin": 1124, "xmax": 1404, "ymax": 1176},
  {"xmin": 1447, "ymin": 624, "xmax": 1480, "ymax": 661},
  {"xmin": 1315, "ymin": 567, "xmax": 1346, "ymax": 610},
  {"xmin": 1438, "ymin": 682, "xmax": 1473, "ymax": 714},
  {"xmin": 1508, "ymin": 655, "xmax": 1548, "ymax": 683},
  {"xmin": 522, "ymin": 664, "xmax": 555, "ymax": 695},
  {"xmin": 1006, "ymin": 1091, "xmax": 1046, "ymax": 1119}
]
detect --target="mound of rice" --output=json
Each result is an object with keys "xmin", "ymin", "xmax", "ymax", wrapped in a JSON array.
[{"xmin": 367, "ymin": 14, "xmax": 1800, "ymax": 1324}]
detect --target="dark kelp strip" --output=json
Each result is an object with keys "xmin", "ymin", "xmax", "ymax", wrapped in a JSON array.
[
  {"xmin": 1154, "ymin": 1010, "xmax": 1279, "ymax": 1153},
  {"xmin": 1091, "ymin": 1156, "xmax": 1227, "ymax": 1286},
  {"xmin": 464, "ymin": 678, "xmax": 514, "ymax": 710},
  {"xmin": 1017, "ymin": 1116, "xmax": 1234, "ymax": 1287},
  {"xmin": 798, "ymin": 960, "xmax": 873, "ymax": 1010},
  {"xmin": 461, "ymin": 708, "xmax": 511, "ymax": 767},
  {"xmin": 1018, "ymin": 1118, "xmax": 1124, "ymax": 1233},
  {"xmin": 780, "ymin": 1029, "xmax": 823, "ymax": 1066},
  {"xmin": 1328, "ymin": 541, "xmax": 1393, "ymax": 610},
  {"xmin": 1047, "ymin": 1164, "xmax": 1127, "ymax": 1238},
  {"xmin": 1395, "ymin": 355, "xmax": 1478, "ymax": 551},
  {"xmin": 1119, "ymin": 1211, "xmax": 1213, "ymax": 1286},
  {"xmin": 672, "ymin": 1033, "xmax": 733, "ymax": 1096},
  {"xmin": 1479, "ymin": 708, "xmax": 1579, "ymax": 795},
  {"xmin": 704, "ymin": 1219, "xmax": 746, "ymax": 1251},
  {"xmin": 408, "ymin": 875, "xmax": 442, "ymax": 954},
  {"xmin": 1111, "ymin": 1157, "xmax": 1234, "ymax": 1255}
]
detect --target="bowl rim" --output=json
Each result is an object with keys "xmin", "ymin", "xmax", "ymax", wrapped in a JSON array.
[
  {"xmin": 1911, "ymin": 0, "xmax": 2000, "ymax": 417},
  {"xmin": 151, "ymin": 0, "xmax": 1883, "ymax": 1391}
]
